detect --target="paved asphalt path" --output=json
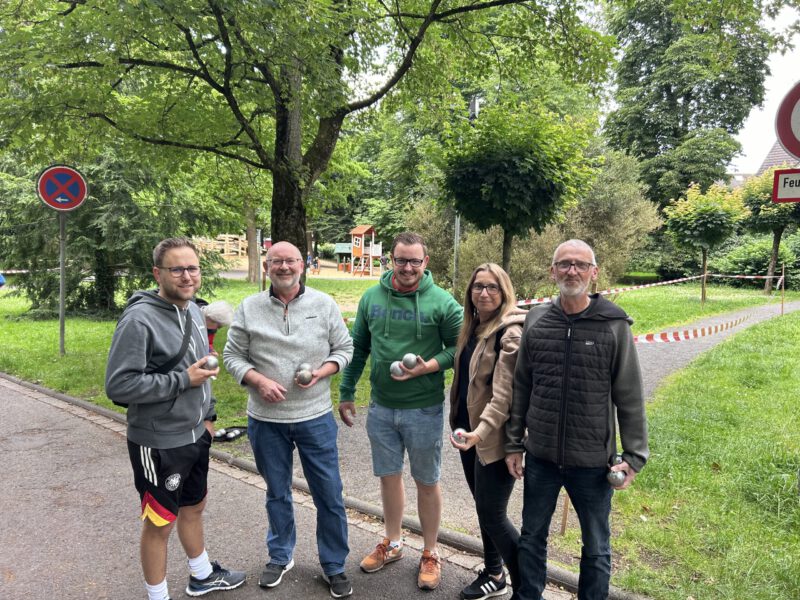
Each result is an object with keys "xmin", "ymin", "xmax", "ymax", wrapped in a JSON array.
[{"xmin": 0, "ymin": 376, "xmax": 576, "ymax": 600}]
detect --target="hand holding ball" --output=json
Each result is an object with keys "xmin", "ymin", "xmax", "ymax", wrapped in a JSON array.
[
  {"xmin": 296, "ymin": 363, "xmax": 313, "ymax": 385},
  {"xmin": 205, "ymin": 355, "xmax": 219, "ymax": 370},
  {"xmin": 452, "ymin": 428, "xmax": 467, "ymax": 444},
  {"xmin": 607, "ymin": 454, "xmax": 626, "ymax": 487}
]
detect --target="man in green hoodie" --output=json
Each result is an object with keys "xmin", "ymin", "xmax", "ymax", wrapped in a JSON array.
[{"xmin": 339, "ymin": 232, "xmax": 463, "ymax": 591}]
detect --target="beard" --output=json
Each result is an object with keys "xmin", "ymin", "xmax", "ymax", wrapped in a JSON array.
[{"xmin": 557, "ymin": 277, "xmax": 590, "ymax": 298}]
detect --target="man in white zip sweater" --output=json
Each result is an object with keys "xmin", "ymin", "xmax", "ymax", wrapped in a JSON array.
[
  {"xmin": 223, "ymin": 241, "xmax": 354, "ymax": 599},
  {"xmin": 105, "ymin": 237, "xmax": 245, "ymax": 600}
]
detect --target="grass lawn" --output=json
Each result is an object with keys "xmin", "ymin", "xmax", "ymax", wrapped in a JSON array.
[{"xmin": 602, "ymin": 311, "xmax": 800, "ymax": 600}]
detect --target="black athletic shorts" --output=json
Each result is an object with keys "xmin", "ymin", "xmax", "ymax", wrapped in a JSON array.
[{"xmin": 127, "ymin": 430, "xmax": 211, "ymax": 526}]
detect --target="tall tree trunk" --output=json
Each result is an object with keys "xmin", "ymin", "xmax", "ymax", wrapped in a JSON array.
[
  {"xmin": 502, "ymin": 229, "xmax": 514, "ymax": 272},
  {"xmin": 701, "ymin": 248, "xmax": 708, "ymax": 305},
  {"xmin": 764, "ymin": 227, "xmax": 784, "ymax": 295},
  {"xmin": 93, "ymin": 241, "xmax": 116, "ymax": 312},
  {"xmin": 244, "ymin": 201, "xmax": 259, "ymax": 284},
  {"xmin": 272, "ymin": 63, "xmax": 308, "ymax": 256}
]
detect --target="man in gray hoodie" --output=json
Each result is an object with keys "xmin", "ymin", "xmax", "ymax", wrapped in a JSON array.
[
  {"xmin": 105, "ymin": 237, "xmax": 245, "ymax": 600},
  {"xmin": 223, "ymin": 241, "xmax": 354, "ymax": 598}
]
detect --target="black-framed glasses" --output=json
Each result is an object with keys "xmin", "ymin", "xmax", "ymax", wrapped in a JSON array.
[
  {"xmin": 471, "ymin": 283, "xmax": 500, "ymax": 295},
  {"xmin": 160, "ymin": 265, "xmax": 201, "ymax": 277},
  {"xmin": 554, "ymin": 260, "xmax": 594, "ymax": 273},
  {"xmin": 267, "ymin": 258, "xmax": 302, "ymax": 267},
  {"xmin": 393, "ymin": 257, "xmax": 424, "ymax": 267}
]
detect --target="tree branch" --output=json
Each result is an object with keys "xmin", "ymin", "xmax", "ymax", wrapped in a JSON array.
[{"xmin": 86, "ymin": 111, "xmax": 272, "ymax": 170}]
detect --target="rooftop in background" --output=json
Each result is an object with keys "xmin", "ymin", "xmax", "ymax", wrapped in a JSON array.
[{"xmin": 757, "ymin": 140, "xmax": 800, "ymax": 175}]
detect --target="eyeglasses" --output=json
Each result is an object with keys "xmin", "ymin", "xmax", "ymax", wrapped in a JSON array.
[
  {"xmin": 554, "ymin": 260, "xmax": 594, "ymax": 273},
  {"xmin": 267, "ymin": 258, "xmax": 302, "ymax": 267},
  {"xmin": 160, "ymin": 265, "xmax": 201, "ymax": 277},
  {"xmin": 471, "ymin": 283, "xmax": 500, "ymax": 295},
  {"xmin": 393, "ymin": 257, "xmax": 424, "ymax": 267}
]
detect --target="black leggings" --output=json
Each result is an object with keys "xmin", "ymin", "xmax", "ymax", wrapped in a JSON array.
[{"xmin": 458, "ymin": 446, "xmax": 520, "ymax": 588}]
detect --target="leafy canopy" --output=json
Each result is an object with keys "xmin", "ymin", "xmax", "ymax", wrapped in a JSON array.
[{"xmin": 664, "ymin": 183, "xmax": 747, "ymax": 252}]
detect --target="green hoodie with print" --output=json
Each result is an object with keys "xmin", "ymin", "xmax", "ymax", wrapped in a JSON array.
[{"xmin": 339, "ymin": 269, "xmax": 463, "ymax": 409}]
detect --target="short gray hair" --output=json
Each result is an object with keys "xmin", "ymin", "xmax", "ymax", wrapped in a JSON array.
[{"xmin": 552, "ymin": 239, "xmax": 596, "ymax": 266}]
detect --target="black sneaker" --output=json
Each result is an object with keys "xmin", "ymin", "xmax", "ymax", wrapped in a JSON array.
[
  {"xmin": 322, "ymin": 572, "xmax": 353, "ymax": 598},
  {"xmin": 185, "ymin": 561, "xmax": 246, "ymax": 596},
  {"xmin": 460, "ymin": 569, "xmax": 507, "ymax": 600},
  {"xmin": 259, "ymin": 559, "xmax": 295, "ymax": 588}
]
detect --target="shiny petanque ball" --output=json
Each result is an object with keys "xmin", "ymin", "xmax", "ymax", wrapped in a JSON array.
[
  {"xmin": 390, "ymin": 361, "xmax": 404, "ymax": 377},
  {"xmin": 297, "ymin": 362, "xmax": 312, "ymax": 373},
  {"xmin": 205, "ymin": 355, "xmax": 219, "ymax": 370},
  {"xmin": 607, "ymin": 470, "xmax": 626, "ymax": 487},
  {"xmin": 452, "ymin": 428, "xmax": 467, "ymax": 444},
  {"xmin": 402, "ymin": 353, "xmax": 417, "ymax": 369},
  {"xmin": 296, "ymin": 369, "xmax": 313, "ymax": 385}
]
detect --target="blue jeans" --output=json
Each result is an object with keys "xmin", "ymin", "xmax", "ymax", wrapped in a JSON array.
[
  {"xmin": 517, "ymin": 455, "xmax": 612, "ymax": 600},
  {"xmin": 248, "ymin": 412, "xmax": 349, "ymax": 576}
]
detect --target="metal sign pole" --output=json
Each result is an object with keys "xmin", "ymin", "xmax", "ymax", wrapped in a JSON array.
[
  {"xmin": 782, "ymin": 264, "xmax": 785, "ymax": 316},
  {"xmin": 59, "ymin": 212, "xmax": 66, "ymax": 356}
]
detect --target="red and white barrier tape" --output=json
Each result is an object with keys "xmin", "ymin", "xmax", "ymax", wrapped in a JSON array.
[
  {"xmin": 633, "ymin": 315, "xmax": 748, "ymax": 344},
  {"xmin": 515, "ymin": 274, "xmax": 706, "ymax": 307},
  {"xmin": 709, "ymin": 274, "xmax": 781, "ymax": 280}
]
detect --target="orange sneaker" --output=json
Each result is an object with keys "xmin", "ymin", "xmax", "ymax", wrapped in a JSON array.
[
  {"xmin": 359, "ymin": 538, "xmax": 403, "ymax": 573},
  {"xmin": 417, "ymin": 549, "xmax": 441, "ymax": 590}
]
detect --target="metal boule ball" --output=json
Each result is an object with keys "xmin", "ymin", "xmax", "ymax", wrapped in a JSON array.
[
  {"xmin": 205, "ymin": 355, "xmax": 219, "ymax": 370},
  {"xmin": 607, "ymin": 470, "xmax": 626, "ymax": 487},
  {"xmin": 298, "ymin": 363, "xmax": 312, "ymax": 373},
  {"xmin": 453, "ymin": 428, "xmax": 467, "ymax": 444},
  {"xmin": 226, "ymin": 430, "xmax": 238, "ymax": 439},
  {"xmin": 390, "ymin": 361, "xmax": 404, "ymax": 377},
  {"xmin": 402, "ymin": 353, "xmax": 417, "ymax": 369},
  {"xmin": 296, "ymin": 369, "xmax": 313, "ymax": 385}
]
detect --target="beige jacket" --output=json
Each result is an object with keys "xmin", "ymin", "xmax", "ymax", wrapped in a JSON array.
[{"xmin": 449, "ymin": 307, "xmax": 527, "ymax": 464}]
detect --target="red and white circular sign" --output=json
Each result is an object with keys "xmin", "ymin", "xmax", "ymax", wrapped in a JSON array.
[{"xmin": 775, "ymin": 80, "xmax": 800, "ymax": 160}]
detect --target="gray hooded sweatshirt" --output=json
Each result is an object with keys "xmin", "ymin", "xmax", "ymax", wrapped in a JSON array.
[{"xmin": 105, "ymin": 290, "xmax": 215, "ymax": 449}]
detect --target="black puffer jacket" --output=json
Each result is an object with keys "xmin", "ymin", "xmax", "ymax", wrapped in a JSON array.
[{"xmin": 505, "ymin": 295, "xmax": 649, "ymax": 472}]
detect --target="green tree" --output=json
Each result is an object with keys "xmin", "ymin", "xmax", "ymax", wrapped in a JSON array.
[
  {"xmin": 0, "ymin": 0, "xmax": 614, "ymax": 258},
  {"xmin": 604, "ymin": 0, "xmax": 785, "ymax": 205},
  {"xmin": 740, "ymin": 166, "xmax": 800, "ymax": 293},
  {"xmin": 0, "ymin": 149, "xmax": 225, "ymax": 313},
  {"xmin": 559, "ymin": 148, "xmax": 662, "ymax": 284},
  {"xmin": 443, "ymin": 102, "xmax": 594, "ymax": 270},
  {"xmin": 664, "ymin": 183, "xmax": 747, "ymax": 302}
]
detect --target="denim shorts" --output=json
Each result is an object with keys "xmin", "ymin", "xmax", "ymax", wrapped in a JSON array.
[{"xmin": 366, "ymin": 400, "xmax": 444, "ymax": 485}]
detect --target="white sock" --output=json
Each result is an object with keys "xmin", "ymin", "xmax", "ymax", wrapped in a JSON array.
[
  {"xmin": 388, "ymin": 539, "xmax": 402, "ymax": 549},
  {"xmin": 145, "ymin": 579, "xmax": 169, "ymax": 600},
  {"xmin": 188, "ymin": 549, "xmax": 213, "ymax": 580}
]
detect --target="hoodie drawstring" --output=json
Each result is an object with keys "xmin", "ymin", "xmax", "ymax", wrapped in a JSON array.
[{"xmin": 414, "ymin": 291, "xmax": 422, "ymax": 340}]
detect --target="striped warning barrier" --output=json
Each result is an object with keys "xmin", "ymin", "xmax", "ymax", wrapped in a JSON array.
[
  {"xmin": 515, "ymin": 274, "xmax": 706, "ymax": 307},
  {"xmin": 709, "ymin": 274, "xmax": 781, "ymax": 280},
  {"xmin": 633, "ymin": 315, "xmax": 748, "ymax": 344}
]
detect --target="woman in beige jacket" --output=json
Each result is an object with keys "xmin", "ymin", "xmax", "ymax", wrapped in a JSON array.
[{"xmin": 449, "ymin": 263, "xmax": 526, "ymax": 600}]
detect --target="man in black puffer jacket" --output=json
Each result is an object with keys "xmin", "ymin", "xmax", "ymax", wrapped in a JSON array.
[{"xmin": 505, "ymin": 240, "xmax": 649, "ymax": 600}]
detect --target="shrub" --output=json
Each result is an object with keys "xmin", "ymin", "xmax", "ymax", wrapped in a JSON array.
[{"xmin": 714, "ymin": 235, "xmax": 795, "ymax": 288}]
